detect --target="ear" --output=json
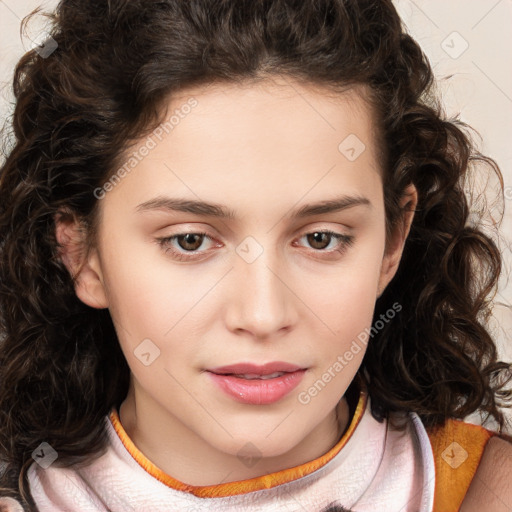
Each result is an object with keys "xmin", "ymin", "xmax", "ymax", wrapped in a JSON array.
[
  {"xmin": 377, "ymin": 184, "xmax": 418, "ymax": 298},
  {"xmin": 54, "ymin": 211, "xmax": 109, "ymax": 309}
]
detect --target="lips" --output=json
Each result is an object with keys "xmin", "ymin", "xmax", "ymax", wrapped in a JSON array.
[{"xmin": 206, "ymin": 363, "xmax": 307, "ymax": 405}]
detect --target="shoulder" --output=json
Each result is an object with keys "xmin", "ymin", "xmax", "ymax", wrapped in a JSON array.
[
  {"xmin": 0, "ymin": 497, "xmax": 25, "ymax": 512},
  {"xmin": 460, "ymin": 433, "xmax": 512, "ymax": 511}
]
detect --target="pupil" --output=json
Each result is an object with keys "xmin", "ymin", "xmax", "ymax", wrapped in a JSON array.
[
  {"xmin": 309, "ymin": 232, "xmax": 329, "ymax": 249},
  {"xmin": 181, "ymin": 233, "xmax": 201, "ymax": 250}
]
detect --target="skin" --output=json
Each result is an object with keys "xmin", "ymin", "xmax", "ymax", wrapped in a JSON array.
[
  {"xmin": 56, "ymin": 76, "xmax": 418, "ymax": 486},
  {"xmin": 460, "ymin": 436, "xmax": 512, "ymax": 510}
]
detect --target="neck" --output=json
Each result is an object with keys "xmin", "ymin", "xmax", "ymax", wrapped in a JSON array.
[{"xmin": 118, "ymin": 383, "xmax": 352, "ymax": 486}]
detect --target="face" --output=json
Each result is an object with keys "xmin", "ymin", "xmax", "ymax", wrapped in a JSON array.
[{"xmin": 57, "ymin": 76, "xmax": 416, "ymax": 481}]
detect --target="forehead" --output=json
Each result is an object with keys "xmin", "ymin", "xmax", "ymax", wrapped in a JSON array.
[
  {"xmin": 99, "ymin": 77, "xmax": 383, "ymax": 225},
  {"xmin": 164, "ymin": 77, "xmax": 378, "ymax": 150}
]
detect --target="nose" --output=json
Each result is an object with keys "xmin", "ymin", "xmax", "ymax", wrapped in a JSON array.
[{"xmin": 224, "ymin": 243, "xmax": 298, "ymax": 340}]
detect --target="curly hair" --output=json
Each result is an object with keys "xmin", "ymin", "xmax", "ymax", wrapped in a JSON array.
[{"xmin": 0, "ymin": 0, "xmax": 511, "ymax": 508}]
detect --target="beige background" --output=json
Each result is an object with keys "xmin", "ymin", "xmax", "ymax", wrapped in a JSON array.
[{"xmin": 1, "ymin": 1, "xmax": 511, "ymax": 429}]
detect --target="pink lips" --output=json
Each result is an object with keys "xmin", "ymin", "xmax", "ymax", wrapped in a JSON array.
[{"xmin": 206, "ymin": 361, "xmax": 307, "ymax": 405}]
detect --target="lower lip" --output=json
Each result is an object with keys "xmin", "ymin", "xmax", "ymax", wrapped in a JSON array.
[{"xmin": 207, "ymin": 370, "xmax": 306, "ymax": 405}]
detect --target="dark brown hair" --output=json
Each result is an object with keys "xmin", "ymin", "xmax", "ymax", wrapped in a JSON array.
[{"xmin": 1, "ymin": 0, "xmax": 511, "ymax": 508}]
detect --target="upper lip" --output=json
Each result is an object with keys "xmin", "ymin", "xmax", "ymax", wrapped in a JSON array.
[{"xmin": 207, "ymin": 361, "xmax": 305, "ymax": 376}]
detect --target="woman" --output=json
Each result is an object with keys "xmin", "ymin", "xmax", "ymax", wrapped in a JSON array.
[{"xmin": 1, "ymin": 0, "xmax": 511, "ymax": 510}]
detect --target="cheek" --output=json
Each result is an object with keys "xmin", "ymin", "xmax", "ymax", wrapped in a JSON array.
[
  {"xmin": 100, "ymin": 244, "xmax": 214, "ymax": 362},
  {"xmin": 103, "ymin": 262, "xmax": 170, "ymax": 331},
  {"xmin": 101, "ymin": 257, "xmax": 195, "ymax": 390},
  {"xmin": 305, "ymin": 273, "xmax": 378, "ymax": 350},
  {"xmin": 100, "ymin": 232, "xmax": 183, "ymax": 320},
  {"xmin": 295, "ymin": 248, "xmax": 384, "ymax": 372},
  {"xmin": 304, "ymin": 248, "xmax": 383, "ymax": 330}
]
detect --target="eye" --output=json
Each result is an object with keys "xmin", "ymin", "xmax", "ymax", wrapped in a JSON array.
[
  {"xmin": 156, "ymin": 229, "xmax": 355, "ymax": 262},
  {"xmin": 295, "ymin": 230, "xmax": 355, "ymax": 256},
  {"xmin": 156, "ymin": 232, "xmax": 217, "ymax": 261}
]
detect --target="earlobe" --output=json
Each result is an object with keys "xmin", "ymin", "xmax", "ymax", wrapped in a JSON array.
[
  {"xmin": 54, "ymin": 212, "xmax": 109, "ymax": 309},
  {"xmin": 377, "ymin": 184, "xmax": 418, "ymax": 298}
]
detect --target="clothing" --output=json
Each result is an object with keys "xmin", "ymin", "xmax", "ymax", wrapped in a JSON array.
[
  {"xmin": 427, "ymin": 414, "xmax": 495, "ymax": 511},
  {"xmin": 12, "ymin": 388, "xmax": 496, "ymax": 511}
]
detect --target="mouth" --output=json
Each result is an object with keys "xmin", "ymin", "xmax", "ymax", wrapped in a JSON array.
[{"xmin": 205, "ymin": 362, "xmax": 308, "ymax": 405}]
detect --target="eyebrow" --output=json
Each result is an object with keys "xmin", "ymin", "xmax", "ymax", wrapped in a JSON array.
[{"xmin": 135, "ymin": 194, "xmax": 372, "ymax": 220}]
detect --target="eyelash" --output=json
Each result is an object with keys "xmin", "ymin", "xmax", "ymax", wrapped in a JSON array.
[{"xmin": 156, "ymin": 230, "xmax": 355, "ymax": 262}]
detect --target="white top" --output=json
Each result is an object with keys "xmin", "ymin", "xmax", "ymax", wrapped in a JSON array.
[{"xmin": 24, "ymin": 391, "xmax": 435, "ymax": 511}]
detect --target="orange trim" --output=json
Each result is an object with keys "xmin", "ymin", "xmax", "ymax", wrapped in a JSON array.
[
  {"xmin": 427, "ymin": 418, "xmax": 496, "ymax": 512},
  {"xmin": 108, "ymin": 390, "xmax": 368, "ymax": 498}
]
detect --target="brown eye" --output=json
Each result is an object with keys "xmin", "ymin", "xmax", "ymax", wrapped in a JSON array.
[
  {"xmin": 156, "ymin": 231, "xmax": 215, "ymax": 261},
  {"xmin": 306, "ymin": 232, "xmax": 333, "ymax": 250},
  {"xmin": 175, "ymin": 233, "xmax": 206, "ymax": 251},
  {"xmin": 299, "ymin": 230, "xmax": 354, "ymax": 252}
]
